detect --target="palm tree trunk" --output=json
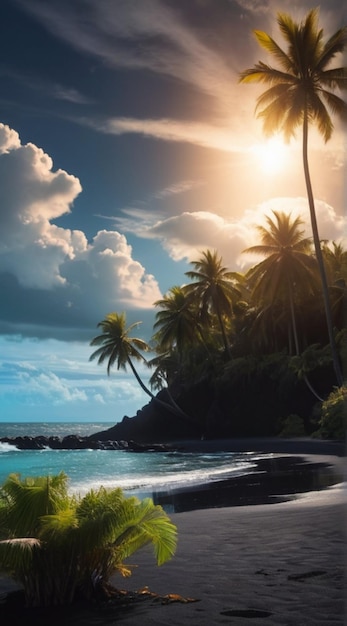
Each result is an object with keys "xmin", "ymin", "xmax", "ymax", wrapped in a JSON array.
[
  {"xmin": 126, "ymin": 356, "xmax": 198, "ymax": 426},
  {"xmin": 302, "ymin": 113, "xmax": 343, "ymax": 386},
  {"xmin": 288, "ymin": 279, "xmax": 323, "ymax": 402},
  {"xmin": 215, "ymin": 305, "xmax": 231, "ymax": 359}
]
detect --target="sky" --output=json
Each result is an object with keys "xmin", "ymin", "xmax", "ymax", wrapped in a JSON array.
[{"xmin": 0, "ymin": 0, "xmax": 346, "ymax": 424}]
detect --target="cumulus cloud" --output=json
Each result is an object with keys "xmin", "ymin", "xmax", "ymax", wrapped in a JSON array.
[
  {"xmin": 116, "ymin": 199, "xmax": 347, "ymax": 271},
  {"xmin": 0, "ymin": 123, "xmax": 162, "ymax": 337},
  {"xmin": 79, "ymin": 230, "xmax": 162, "ymax": 308},
  {"xmin": 0, "ymin": 124, "xmax": 21, "ymax": 153},
  {"xmin": 0, "ymin": 123, "xmax": 84, "ymax": 288}
]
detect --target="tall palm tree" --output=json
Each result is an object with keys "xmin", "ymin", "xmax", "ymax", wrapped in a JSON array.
[
  {"xmin": 0, "ymin": 472, "xmax": 177, "ymax": 607},
  {"xmin": 244, "ymin": 211, "xmax": 322, "ymax": 399},
  {"xmin": 239, "ymin": 8, "xmax": 347, "ymax": 385},
  {"xmin": 185, "ymin": 250, "xmax": 240, "ymax": 357},
  {"xmin": 244, "ymin": 211, "xmax": 318, "ymax": 354},
  {"xmin": 89, "ymin": 312, "xmax": 195, "ymax": 424}
]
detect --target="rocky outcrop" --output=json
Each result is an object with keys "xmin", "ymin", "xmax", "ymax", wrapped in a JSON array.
[{"xmin": 0, "ymin": 434, "xmax": 176, "ymax": 452}]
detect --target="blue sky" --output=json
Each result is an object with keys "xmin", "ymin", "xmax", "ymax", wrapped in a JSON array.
[{"xmin": 0, "ymin": 0, "xmax": 346, "ymax": 424}]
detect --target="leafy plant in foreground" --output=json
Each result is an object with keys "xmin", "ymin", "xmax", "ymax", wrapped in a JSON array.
[{"xmin": 0, "ymin": 472, "xmax": 177, "ymax": 607}]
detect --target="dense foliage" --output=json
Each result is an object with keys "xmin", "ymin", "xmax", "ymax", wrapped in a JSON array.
[
  {"xmin": 315, "ymin": 386, "xmax": 347, "ymax": 440},
  {"xmin": 0, "ymin": 473, "xmax": 177, "ymax": 607},
  {"xmin": 91, "ymin": 218, "xmax": 346, "ymax": 439},
  {"xmin": 91, "ymin": 10, "xmax": 346, "ymax": 441}
]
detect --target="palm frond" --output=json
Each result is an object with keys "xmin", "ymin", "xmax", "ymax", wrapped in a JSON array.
[
  {"xmin": 319, "ymin": 89, "xmax": 347, "ymax": 119},
  {"xmin": 308, "ymin": 92, "xmax": 334, "ymax": 142},
  {"xmin": 253, "ymin": 30, "xmax": 294, "ymax": 72},
  {"xmin": 113, "ymin": 499, "xmax": 177, "ymax": 566},
  {"xmin": 318, "ymin": 67, "xmax": 347, "ymax": 90},
  {"xmin": 316, "ymin": 27, "xmax": 347, "ymax": 72},
  {"xmin": 239, "ymin": 62, "xmax": 295, "ymax": 85},
  {"xmin": 0, "ymin": 537, "xmax": 41, "ymax": 572}
]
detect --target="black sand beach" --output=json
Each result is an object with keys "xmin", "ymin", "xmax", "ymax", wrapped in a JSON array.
[{"xmin": 0, "ymin": 438, "xmax": 345, "ymax": 625}]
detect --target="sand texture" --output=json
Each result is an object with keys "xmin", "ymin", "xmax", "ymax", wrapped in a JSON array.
[{"xmin": 117, "ymin": 480, "xmax": 346, "ymax": 625}]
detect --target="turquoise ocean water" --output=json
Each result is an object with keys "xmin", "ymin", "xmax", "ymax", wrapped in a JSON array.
[{"xmin": 0, "ymin": 423, "xmax": 258, "ymax": 500}]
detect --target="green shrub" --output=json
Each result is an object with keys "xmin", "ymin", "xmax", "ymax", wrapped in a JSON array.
[
  {"xmin": 0, "ymin": 473, "xmax": 177, "ymax": 607},
  {"xmin": 315, "ymin": 386, "xmax": 347, "ymax": 440},
  {"xmin": 278, "ymin": 414, "xmax": 306, "ymax": 437}
]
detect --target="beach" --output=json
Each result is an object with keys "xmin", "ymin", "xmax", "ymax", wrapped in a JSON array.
[
  {"xmin": 0, "ymin": 443, "xmax": 346, "ymax": 625},
  {"xmin": 117, "ymin": 476, "xmax": 346, "ymax": 625}
]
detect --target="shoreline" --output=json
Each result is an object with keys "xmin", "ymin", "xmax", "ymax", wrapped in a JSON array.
[
  {"xmin": 117, "ymin": 480, "xmax": 346, "ymax": 625},
  {"xmin": 169, "ymin": 436, "xmax": 346, "ymax": 456},
  {"xmin": 0, "ymin": 439, "xmax": 345, "ymax": 624},
  {"xmin": 152, "ymin": 453, "xmax": 345, "ymax": 512}
]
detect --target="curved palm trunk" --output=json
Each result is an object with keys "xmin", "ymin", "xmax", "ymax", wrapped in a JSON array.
[
  {"xmin": 302, "ymin": 114, "xmax": 343, "ymax": 386},
  {"xmin": 126, "ymin": 356, "xmax": 198, "ymax": 426}
]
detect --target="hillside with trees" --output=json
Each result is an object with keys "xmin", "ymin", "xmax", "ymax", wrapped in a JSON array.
[
  {"xmin": 91, "ymin": 9, "xmax": 347, "ymax": 444},
  {"xmin": 90, "ymin": 217, "xmax": 346, "ymax": 442}
]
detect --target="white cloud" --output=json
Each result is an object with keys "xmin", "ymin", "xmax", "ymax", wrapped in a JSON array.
[
  {"xmin": 81, "ymin": 230, "xmax": 162, "ymax": 308},
  {"xmin": 0, "ymin": 336, "xmax": 151, "ymax": 416},
  {"xmin": 0, "ymin": 123, "xmax": 162, "ymax": 313},
  {"xmin": 153, "ymin": 179, "xmax": 205, "ymax": 200},
  {"xmin": 0, "ymin": 124, "xmax": 84, "ymax": 288},
  {"xmin": 116, "ymin": 199, "xmax": 347, "ymax": 271},
  {"xmin": 0, "ymin": 124, "xmax": 21, "ymax": 153},
  {"xmin": 86, "ymin": 116, "xmax": 248, "ymax": 153}
]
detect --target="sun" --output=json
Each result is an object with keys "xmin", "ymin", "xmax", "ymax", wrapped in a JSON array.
[{"xmin": 251, "ymin": 137, "xmax": 289, "ymax": 175}]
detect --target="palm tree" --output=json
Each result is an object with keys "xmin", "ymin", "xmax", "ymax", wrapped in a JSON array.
[
  {"xmin": 153, "ymin": 286, "xmax": 202, "ymax": 360},
  {"xmin": 322, "ymin": 241, "xmax": 347, "ymax": 285},
  {"xmin": 184, "ymin": 250, "xmax": 240, "ymax": 357},
  {"xmin": 244, "ymin": 211, "xmax": 319, "ymax": 355},
  {"xmin": 90, "ymin": 311, "xmax": 153, "ymax": 392},
  {"xmin": 153, "ymin": 285, "xmax": 214, "ymax": 371},
  {"xmin": 239, "ymin": 8, "xmax": 347, "ymax": 385},
  {"xmin": 244, "ymin": 211, "xmax": 324, "ymax": 400},
  {"xmin": 89, "ymin": 312, "xmax": 195, "ymax": 424},
  {"xmin": 322, "ymin": 242, "xmax": 347, "ymax": 334},
  {"xmin": 0, "ymin": 472, "xmax": 177, "ymax": 607}
]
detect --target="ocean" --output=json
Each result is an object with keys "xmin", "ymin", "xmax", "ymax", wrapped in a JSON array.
[{"xmin": 0, "ymin": 422, "xmax": 258, "ymax": 503}]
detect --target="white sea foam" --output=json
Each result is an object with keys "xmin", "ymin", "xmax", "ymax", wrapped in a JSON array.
[
  {"xmin": 0, "ymin": 442, "xmax": 21, "ymax": 453},
  {"xmin": 69, "ymin": 460, "xmax": 257, "ymax": 496}
]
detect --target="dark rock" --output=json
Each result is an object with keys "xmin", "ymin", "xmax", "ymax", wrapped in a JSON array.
[
  {"xmin": 61, "ymin": 435, "xmax": 98, "ymax": 450},
  {"xmin": 48, "ymin": 436, "xmax": 63, "ymax": 449},
  {"xmin": 126, "ymin": 440, "xmax": 175, "ymax": 453},
  {"xmin": 1, "ymin": 436, "xmax": 46, "ymax": 450}
]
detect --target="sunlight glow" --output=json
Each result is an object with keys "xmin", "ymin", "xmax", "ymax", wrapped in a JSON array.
[{"xmin": 251, "ymin": 138, "xmax": 289, "ymax": 174}]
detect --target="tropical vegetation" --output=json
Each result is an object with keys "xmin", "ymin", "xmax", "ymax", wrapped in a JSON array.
[
  {"xmin": 91, "ymin": 220, "xmax": 346, "ymax": 439},
  {"xmin": 90, "ymin": 10, "xmax": 346, "ymax": 441},
  {"xmin": 314, "ymin": 385, "xmax": 347, "ymax": 440},
  {"xmin": 89, "ymin": 312, "xmax": 195, "ymax": 424},
  {"xmin": 0, "ymin": 472, "xmax": 177, "ymax": 607},
  {"xmin": 239, "ymin": 8, "xmax": 347, "ymax": 386}
]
